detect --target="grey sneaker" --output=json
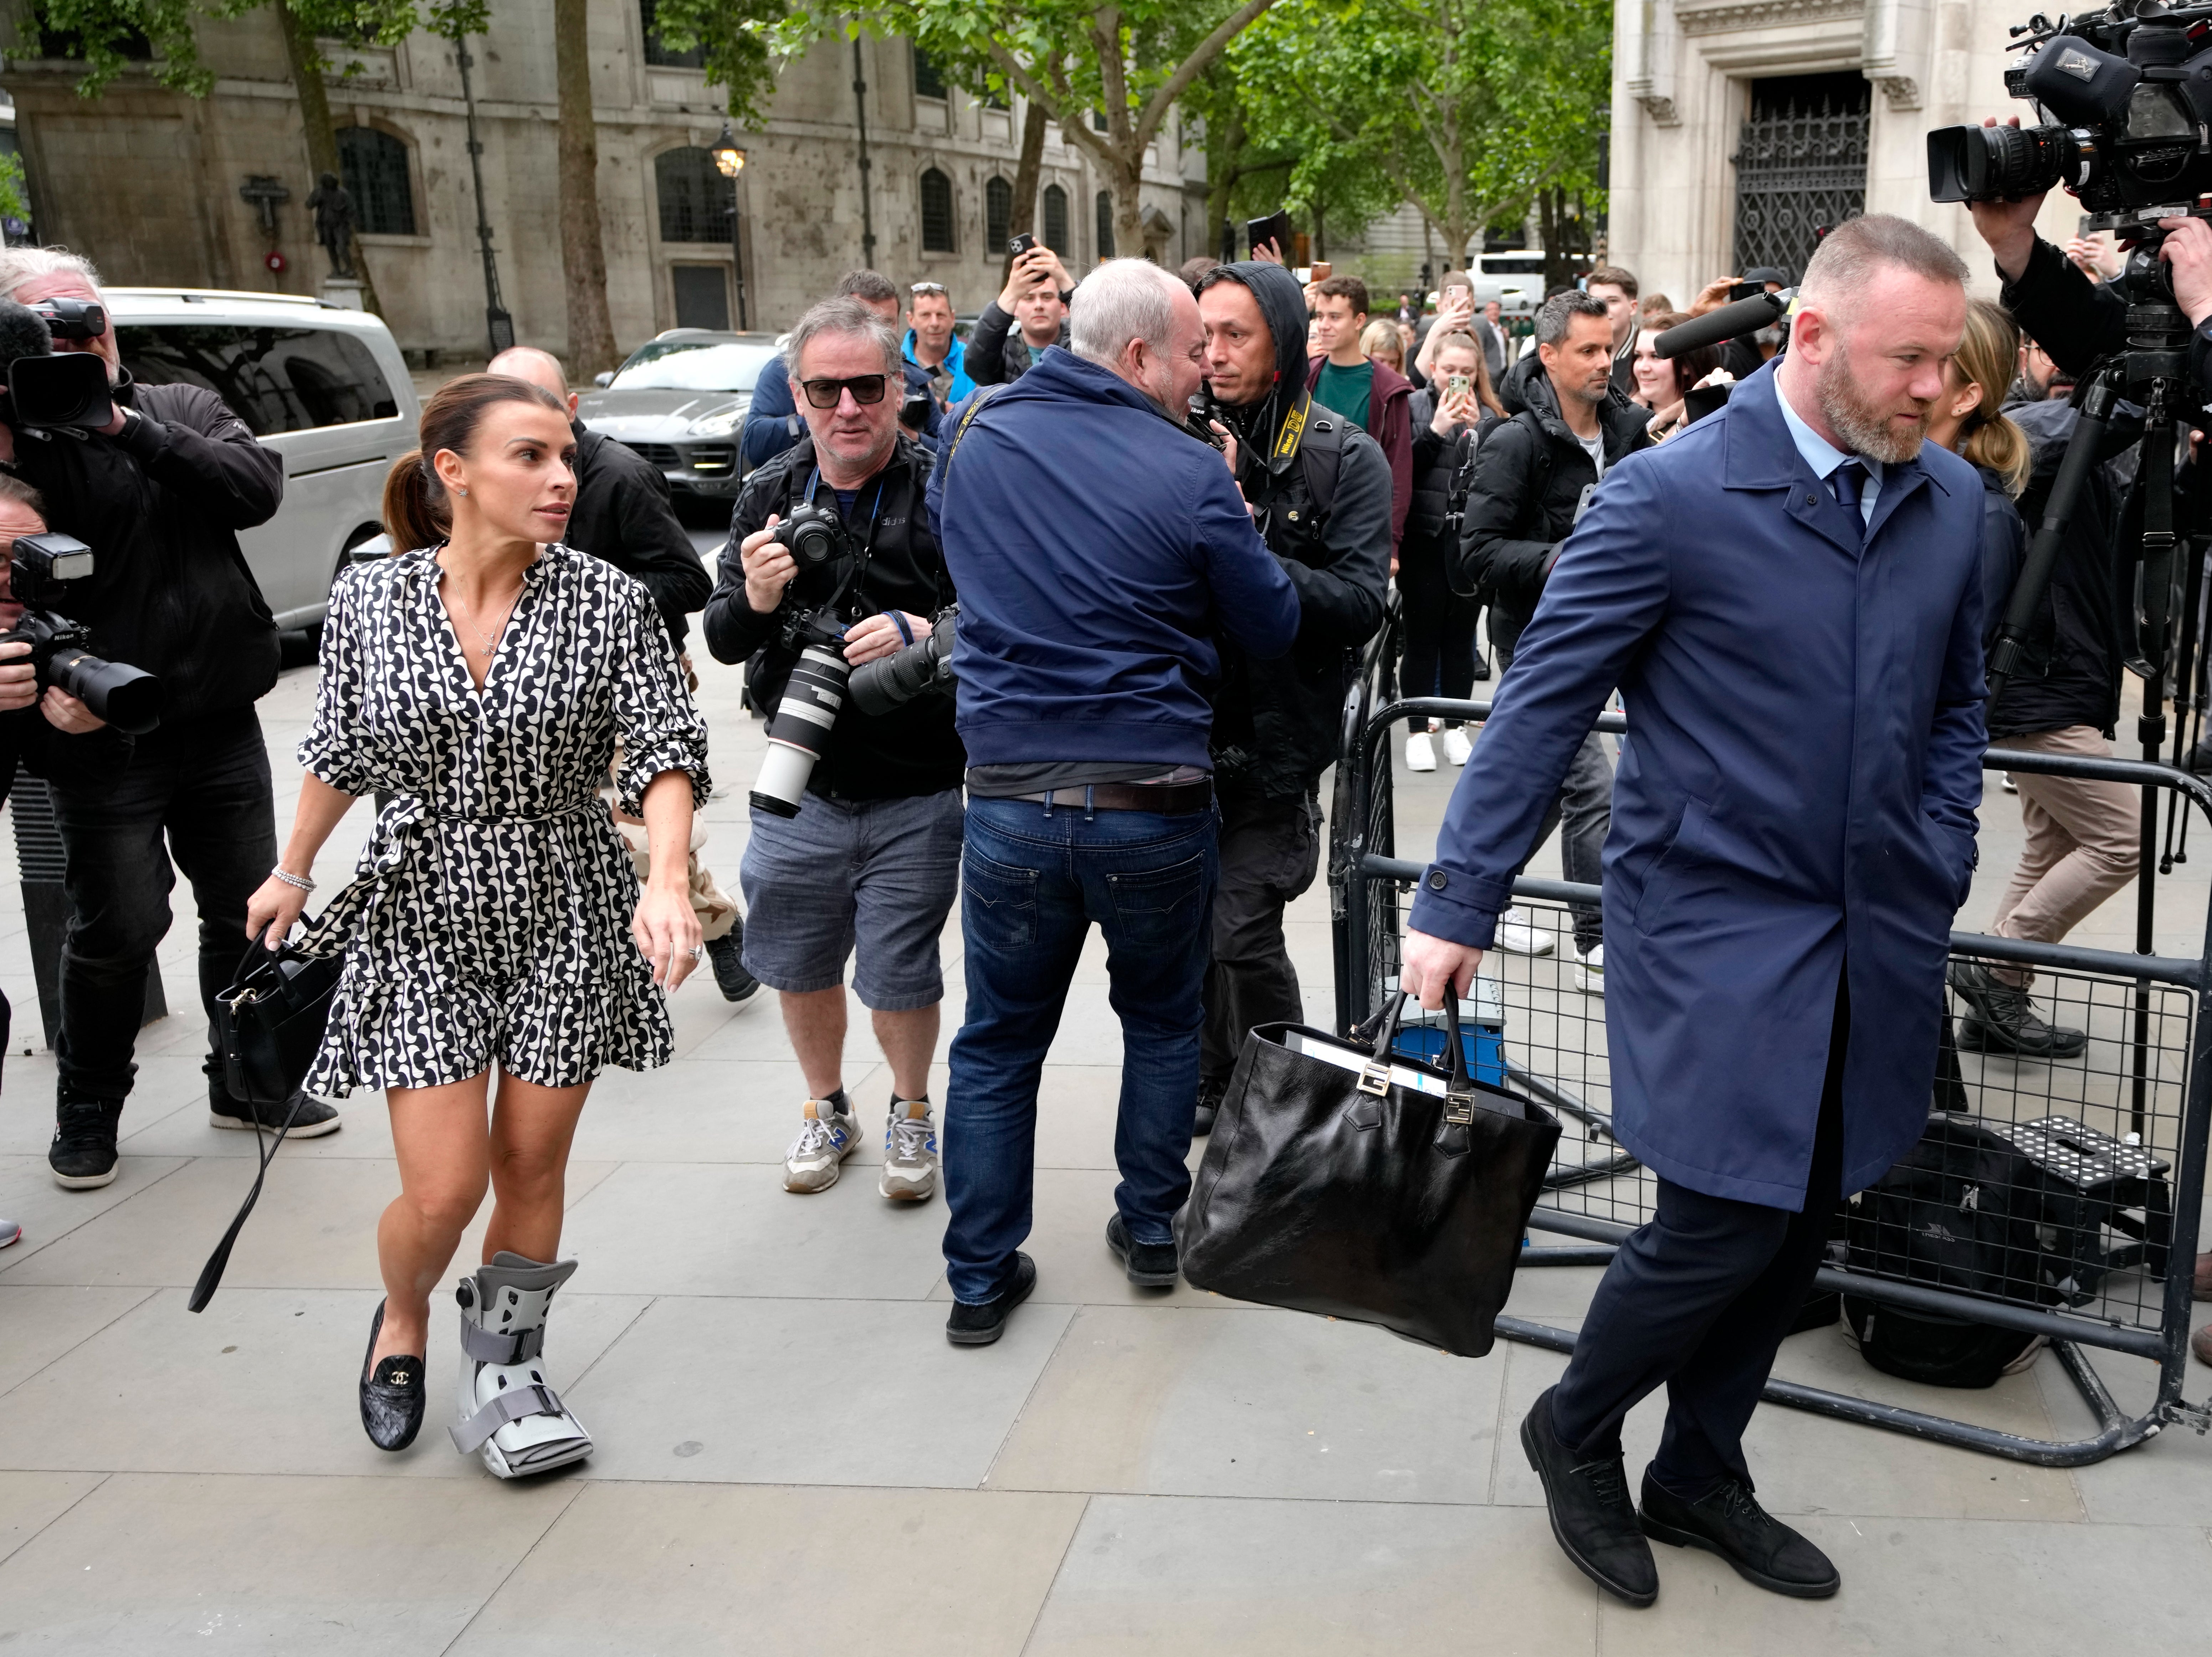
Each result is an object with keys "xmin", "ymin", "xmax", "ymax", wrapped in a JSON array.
[
  {"xmin": 880, "ymin": 1098, "xmax": 939, "ymax": 1202},
  {"xmin": 0, "ymin": 1216, "xmax": 19, "ymax": 1248},
  {"xmin": 783, "ymin": 1096, "xmax": 860, "ymax": 1193}
]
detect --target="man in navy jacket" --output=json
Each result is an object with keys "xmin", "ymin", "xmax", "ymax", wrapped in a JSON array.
[
  {"xmin": 1403, "ymin": 216, "xmax": 1986, "ymax": 1607},
  {"xmin": 930, "ymin": 259, "xmax": 1300, "ymax": 1346}
]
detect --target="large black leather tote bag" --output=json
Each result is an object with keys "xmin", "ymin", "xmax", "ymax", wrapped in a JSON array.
[{"xmin": 1178, "ymin": 991, "xmax": 1562, "ymax": 1357}]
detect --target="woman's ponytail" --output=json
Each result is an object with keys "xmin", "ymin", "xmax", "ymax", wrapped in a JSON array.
[{"xmin": 381, "ymin": 450, "xmax": 448, "ymax": 552}]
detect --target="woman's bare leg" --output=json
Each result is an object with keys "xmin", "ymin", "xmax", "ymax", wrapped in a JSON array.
[
  {"xmin": 371, "ymin": 1074, "xmax": 494, "ymax": 1366},
  {"xmin": 482, "ymin": 1073, "xmax": 594, "ymax": 1264}
]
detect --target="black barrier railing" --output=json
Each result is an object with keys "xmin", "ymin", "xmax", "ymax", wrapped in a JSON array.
[{"xmin": 1329, "ymin": 684, "xmax": 2212, "ymax": 1465}]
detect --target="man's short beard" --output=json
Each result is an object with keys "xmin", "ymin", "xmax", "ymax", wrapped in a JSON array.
[{"xmin": 1815, "ymin": 342, "xmax": 1929, "ymax": 465}]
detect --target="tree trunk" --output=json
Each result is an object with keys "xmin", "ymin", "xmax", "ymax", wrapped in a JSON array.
[
  {"xmin": 1204, "ymin": 104, "xmax": 1245, "ymax": 252},
  {"xmin": 1113, "ymin": 153, "xmax": 1145, "ymax": 265},
  {"xmin": 553, "ymin": 0, "xmax": 618, "ymax": 376},
  {"xmin": 1004, "ymin": 99, "xmax": 1048, "ymax": 283},
  {"xmin": 1540, "ymin": 186, "xmax": 1578, "ymax": 293},
  {"xmin": 275, "ymin": 1, "xmax": 382, "ymax": 317}
]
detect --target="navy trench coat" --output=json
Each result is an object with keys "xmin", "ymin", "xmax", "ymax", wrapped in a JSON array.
[{"xmin": 1410, "ymin": 363, "xmax": 1987, "ymax": 1209}]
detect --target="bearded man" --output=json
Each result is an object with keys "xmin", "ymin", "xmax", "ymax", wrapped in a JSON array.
[{"xmin": 1402, "ymin": 214, "xmax": 1986, "ymax": 1609}]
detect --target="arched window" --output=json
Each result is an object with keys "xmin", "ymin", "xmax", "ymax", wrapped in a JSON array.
[
  {"xmin": 1041, "ymin": 183, "xmax": 1068, "ymax": 253},
  {"xmin": 655, "ymin": 147, "xmax": 734, "ymax": 242},
  {"xmin": 337, "ymin": 126, "xmax": 414, "ymax": 236},
  {"xmin": 985, "ymin": 176, "xmax": 1012, "ymax": 254},
  {"xmin": 1095, "ymin": 190, "xmax": 1115, "ymax": 260},
  {"xmin": 920, "ymin": 167, "xmax": 955, "ymax": 253}
]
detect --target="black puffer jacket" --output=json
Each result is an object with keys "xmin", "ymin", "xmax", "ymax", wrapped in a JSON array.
[
  {"xmin": 563, "ymin": 421, "xmax": 712, "ymax": 649},
  {"xmin": 2, "ymin": 374, "xmax": 282, "ymax": 728},
  {"xmin": 1201, "ymin": 261, "xmax": 1393, "ymax": 797},
  {"xmin": 1402, "ymin": 386, "xmax": 1479, "ymax": 577},
  {"xmin": 964, "ymin": 301, "xmax": 1070, "ymax": 386},
  {"xmin": 702, "ymin": 432, "xmax": 965, "ymax": 802},
  {"xmin": 1458, "ymin": 371, "xmax": 1651, "ymax": 659}
]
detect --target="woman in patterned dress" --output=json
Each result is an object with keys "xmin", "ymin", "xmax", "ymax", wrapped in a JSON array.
[{"xmin": 244, "ymin": 375, "xmax": 709, "ymax": 1474}]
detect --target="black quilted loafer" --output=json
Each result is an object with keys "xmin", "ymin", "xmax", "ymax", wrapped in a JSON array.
[
  {"xmin": 1639, "ymin": 1470, "xmax": 1840, "ymax": 1599},
  {"xmin": 945, "ymin": 1252, "xmax": 1037, "ymax": 1346},
  {"xmin": 359, "ymin": 1300, "xmax": 427, "ymax": 1452}
]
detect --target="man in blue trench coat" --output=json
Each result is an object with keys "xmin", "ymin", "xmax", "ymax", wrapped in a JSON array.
[{"xmin": 1402, "ymin": 215, "xmax": 1987, "ymax": 1607}]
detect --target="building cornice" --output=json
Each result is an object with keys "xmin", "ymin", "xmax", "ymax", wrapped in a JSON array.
[{"xmin": 1677, "ymin": 0, "xmax": 1864, "ymax": 35}]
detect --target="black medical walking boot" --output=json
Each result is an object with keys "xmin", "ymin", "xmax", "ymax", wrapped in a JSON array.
[
  {"xmin": 1520, "ymin": 1387, "xmax": 1659, "ymax": 1607},
  {"xmin": 1639, "ymin": 1471, "xmax": 1840, "ymax": 1599},
  {"xmin": 1949, "ymin": 959, "xmax": 2088, "ymax": 1058},
  {"xmin": 49, "ymin": 1094, "xmax": 123, "ymax": 1189}
]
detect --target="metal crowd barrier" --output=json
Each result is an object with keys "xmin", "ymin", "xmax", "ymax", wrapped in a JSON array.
[{"xmin": 1327, "ymin": 680, "xmax": 2212, "ymax": 1467}]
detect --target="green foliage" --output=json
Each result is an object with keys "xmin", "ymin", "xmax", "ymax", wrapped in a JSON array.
[
  {"xmin": 0, "ymin": 151, "xmax": 28, "ymax": 224},
  {"xmin": 645, "ymin": 0, "xmax": 794, "ymax": 125},
  {"xmin": 22, "ymin": 0, "xmax": 472, "ymax": 97},
  {"xmin": 1230, "ymin": 0, "xmax": 1609, "ymax": 255}
]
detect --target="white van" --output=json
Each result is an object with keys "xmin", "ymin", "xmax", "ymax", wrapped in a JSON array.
[
  {"xmin": 1473, "ymin": 252, "xmax": 1548, "ymax": 322},
  {"xmin": 106, "ymin": 288, "xmax": 420, "ymax": 631}
]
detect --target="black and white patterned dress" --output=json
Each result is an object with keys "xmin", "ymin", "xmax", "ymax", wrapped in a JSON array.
[{"xmin": 295, "ymin": 544, "xmax": 710, "ymax": 1096}]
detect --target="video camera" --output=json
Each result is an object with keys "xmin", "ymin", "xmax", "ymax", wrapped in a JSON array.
[
  {"xmin": 0, "ymin": 298, "xmax": 114, "ymax": 430},
  {"xmin": 1928, "ymin": 4, "xmax": 2212, "ymax": 216},
  {"xmin": 0, "ymin": 532, "xmax": 162, "ymax": 734}
]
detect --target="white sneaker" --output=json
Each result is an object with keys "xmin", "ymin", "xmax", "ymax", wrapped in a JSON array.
[
  {"xmin": 1574, "ymin": 943, "xmax": 1605, "ymax": 995},
  {"xmin": 2001, "ymin": 773, "xmax": 2018, "ymax": 795},
  {"xmin": 783, "ymin": 1097, "xmax": 860, "ymax": 1192},
  {"xmin": 1493, "ymin": 905, "xmax": 1556, "ymax": 957},
  {"xmin": 880, "ymin": 1099, "xmax": 939, "ymax": 1202},
  {"xmin": 1406, "ymin": 732, "xmax": 1437, "ymax": 772},
  {"xmin": 1442, "ymin": 728, "xmax": 1472, "ymax": 766}
]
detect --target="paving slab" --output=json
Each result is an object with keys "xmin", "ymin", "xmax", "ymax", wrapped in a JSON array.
[
  {"xmin": 0, "ymin": 1286, "xmax": 649, "ymax": 1479},
  {"xmin": 449, "ymin": 1482, "xmax": 1086, "ymax": 1657},
  {"xmin": 926, "ymin": 1167, "xmax": 1227, "ymax": 1310},
  {"xmin": 0, "ymin": 1470, "xmax": 578, "ymax": 1654},
  {"xmin": 0, "ymin": 1055, "xmax": 209, "ymax": 1155},
  {"xmin": 0, "ymin": 1469, "xmax": 105, "ymax": 1568},
  {"xmin": 1021, "ymin": 1493, "xmax": 1599, "ymax": 1657},
  {"xmin": 0, "ymin": 1154, "xmax": 189, "ymax": 1278},
  {"xmin": 0, "ymin": 1285, "xmax": 158, "ymax": 1396},
  {"xmin": 988, "ymin": 1303, "xmax": 1502, "ymax": 1504},
  {"xmin": 568, "ymin": 1294, "xmax": 1075, "ymax": 1487}
]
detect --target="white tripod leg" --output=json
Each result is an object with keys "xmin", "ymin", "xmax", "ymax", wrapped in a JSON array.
[{"xmin": 451, "ymin": 1251, "xmax": 593, "ymax": 1478}]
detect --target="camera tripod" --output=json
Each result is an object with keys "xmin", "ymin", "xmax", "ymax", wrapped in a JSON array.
[{"xmin": 1991, "ymin": 222, "xmax": 2207, "ymax": 1136}]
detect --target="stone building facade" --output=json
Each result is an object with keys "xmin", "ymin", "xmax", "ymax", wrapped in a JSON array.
[
  {"xmin": 1608, "ymin": 0, "xmax": 2085, "ymax": 304},
  {"xmin": 2, "ymin": 2, "xmax": 1206, "ymax": 362}
]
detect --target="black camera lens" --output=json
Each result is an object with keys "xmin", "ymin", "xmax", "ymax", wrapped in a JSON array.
[
  {"xmin": 1926, "ymin": 122, "xmax": 2080, "ymax": 204},
  {"xmin": 787, "ymin": 519, "xmax": 839, "ymax": 565},
  {"xmin": 52, "ymin": 650, "xmax": 161, "ymax": 735}
]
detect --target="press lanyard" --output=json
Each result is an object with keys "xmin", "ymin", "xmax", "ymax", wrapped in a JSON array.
[{"xmin": 803, "ymin": 465, "xmax": 888, "ymax": 624}]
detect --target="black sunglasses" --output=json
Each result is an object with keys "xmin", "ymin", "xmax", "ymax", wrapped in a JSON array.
[{"xmin": 799, "ymin": 374, "xmax": 890, "ymax": 410}]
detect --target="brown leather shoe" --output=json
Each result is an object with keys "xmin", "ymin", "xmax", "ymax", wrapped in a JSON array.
[{"xmin": 2193, "ymin": 1251, "xmax": 2212, "ymax": 1302}]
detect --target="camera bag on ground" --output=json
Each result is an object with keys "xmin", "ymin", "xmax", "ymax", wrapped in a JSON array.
[
  {"xmin": 1177, "ymin": 990, "xmax": 1561, "ymax": 1357},
  {"xmin": 1841, "ymin": 1112, "xmax": 2067, "ymax": 1387}
]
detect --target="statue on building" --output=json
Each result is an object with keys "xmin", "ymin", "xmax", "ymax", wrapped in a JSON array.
[{"xmin": 306, "ymin": 171, "xmax": 357, "ymax": 278}]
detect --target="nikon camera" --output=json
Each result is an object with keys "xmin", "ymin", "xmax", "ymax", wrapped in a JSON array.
[
  {"xmin": 748, "ymin": 504, "xmax": 864, "ymax": 818},
  {"xmin": 0, "ymin": 532, "xmax": 162, "ymax": 734}
]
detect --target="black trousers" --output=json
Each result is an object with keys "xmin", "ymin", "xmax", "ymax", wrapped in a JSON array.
[
  {"xmin": 1550, "ymin": 977, "xmax": 1849, "ymax": 1495},
  {"xmin": 1199, "ymin": 788, "xmax": 1322, "ymax": 1083},
  {"xmin": 51, "ymin": 706, "xmax": 278, "ymax": 1105},
  {"xmin": 1398, "ymin": 548, "xmax": 1480, "ymax": 733}
]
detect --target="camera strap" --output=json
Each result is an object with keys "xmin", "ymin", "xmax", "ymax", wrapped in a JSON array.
[{"xmin": 802, "ymin": 464, "xmax": 887, "ymax": 620}]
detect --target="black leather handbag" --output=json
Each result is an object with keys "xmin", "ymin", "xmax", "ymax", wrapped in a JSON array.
[
  {"xmin": 216, "ymin": 937, "xmax": 340, "ymax": 1108},
  {"xmin": 1178, "ymin": 991, "xmax": 1562, "ymax": 1357},
  {"xmin": 191, "ymin": 936, "xmax": 340, "ymax": 1314}
]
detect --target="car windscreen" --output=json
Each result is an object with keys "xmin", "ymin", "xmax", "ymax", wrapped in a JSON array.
[
  {"xmin": 118, "ymin": 323, "xmax": 399, "ymax": 436},
  {"xmin": 609, "ymin": 341, "xmax": 778, "ymax": 393}
]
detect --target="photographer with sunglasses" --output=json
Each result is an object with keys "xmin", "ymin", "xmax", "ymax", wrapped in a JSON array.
[
  {"xmin": 742, "ymin": 270, "xmax": 944, "ymax": 469},
  {"xmin": 703, "ymin": 298, "xmax": 965, "ymax": 1204}
]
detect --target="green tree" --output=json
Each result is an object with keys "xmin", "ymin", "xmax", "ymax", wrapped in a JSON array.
[{"xmin": 1231, "ymin": 0, "xmax": 1608, "ymax": 268}]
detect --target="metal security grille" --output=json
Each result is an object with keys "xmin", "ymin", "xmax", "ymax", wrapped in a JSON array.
[
  {"xmin": 920, "ymin": 168, "xmax": 956, "ymax": 252},
  {"xmin": 1731, "ymin": 85, "xmax": 1868, "ymax": 281},
  {"xmin": 656, "ymin": 148, "xmax": 734, "ymax": 244},
  {"xmin": 337, "ymin": 126, "xmax": 415, "ymax": 237},
  {"xmin": 1043, "ymin": 184, "xmax": 1069, "ymax": 252}
]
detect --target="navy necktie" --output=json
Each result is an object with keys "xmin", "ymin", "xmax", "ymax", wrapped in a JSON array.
[{"xmin": 1831, "ymin": 459, "xmax": 1868, "ymax": 522}]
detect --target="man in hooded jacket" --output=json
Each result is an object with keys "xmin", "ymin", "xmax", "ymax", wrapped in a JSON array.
[{"xmin": 1189, "ymin": 260, "xmax": 1393, "ymax": 1132}]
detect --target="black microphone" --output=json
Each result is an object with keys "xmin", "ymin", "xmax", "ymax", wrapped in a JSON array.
[
  {"xmin": 0, "ymin": 299, "xmax": 54, "ymax": 370},
  {"xmin": 1654, "ymin": 290, "xmax": 1794, "ymax": 359}
]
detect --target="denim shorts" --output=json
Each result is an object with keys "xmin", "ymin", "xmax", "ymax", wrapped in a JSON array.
[{"xmin": 739, "ymin": 788, "xmax": 966, "ymax": 1010}]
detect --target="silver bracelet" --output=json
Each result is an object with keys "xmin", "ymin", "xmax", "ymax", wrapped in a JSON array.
[{"xmin": 270, "ymin": 867, "xmax": 315, "ymax": 893}]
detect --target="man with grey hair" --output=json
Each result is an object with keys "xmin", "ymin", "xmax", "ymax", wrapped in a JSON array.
[
  {"xmin": 1404, "ymin": 214, "xmax": 1984, "ymax": 1607},
  {"xmin": 742, "ymin": 268, "xmax": 942, "ymax": 467},
  {"xmin": 0, "ymin": 244, "xmax": 339, "ymax": 1188},
  {"xmin": 703, "ymin": 298, "xmax": 963, "ymax": 1204},
  {"xmin": 927, "ymin": 257, "xmax": 1300, "ymax": 1344}
]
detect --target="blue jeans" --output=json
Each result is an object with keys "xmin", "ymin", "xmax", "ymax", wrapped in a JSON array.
[{"xmin": 942, "ymin": 794, "xmax": 1219, "ymax": 1303}]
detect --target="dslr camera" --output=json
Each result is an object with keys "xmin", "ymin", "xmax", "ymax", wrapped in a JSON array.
[
  {"xmin": 748, "ymin": 504, "xmax": 868, "ymax": 818},
  {"xmin": 1929, "ymin": 5, "xmax": 2212, "ymax": 217},
  {"xmin": 0, "ymin": 532, "xmax": 162, "ymax": 734}
]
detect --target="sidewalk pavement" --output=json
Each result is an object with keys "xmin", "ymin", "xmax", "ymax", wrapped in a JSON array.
[{"xmin": 1, "ymin": 635, "xmax": 2209, "ymax": 1654}]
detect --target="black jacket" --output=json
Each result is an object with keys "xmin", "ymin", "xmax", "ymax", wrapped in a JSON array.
[
  {"xmin": 1997, "ymin": 232, "xmax": 2212, "ymax": 394},
  {"xmin": 1203, "ymin": 261, "xmax": 1393, "ymax": 797},
  {"xmin": 1459, "ymin": 371, "xmax": 1652, "ymax": 659},
  {"xmin": 563, "ymin": 421, "xmax": 712, "ymax": 649},
  {"xmin": 1991, "ymin": 396, "xmax": 2134, "ymax": 739},
  {"xmin": 2, "ymin": 375, "xmax": 282, "ymax": 727},
  {"xmin": 703, "ymin": 432, "xmax": 964, "ymax": 801},
  {"xmin": 965, "ymin": 301, "xmax": 1070, "ymax": 386},
  {"xmin": 1403, "ymin": 386, "xmax": 1478, "ymax": 572}
]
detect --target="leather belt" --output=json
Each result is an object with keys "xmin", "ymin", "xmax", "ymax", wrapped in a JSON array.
[{"xmin": 1018, "ymin": 780, "xmax": 1214, "ymax": 815}]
